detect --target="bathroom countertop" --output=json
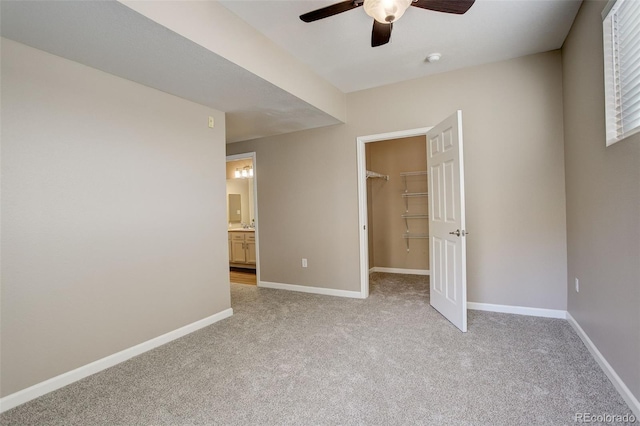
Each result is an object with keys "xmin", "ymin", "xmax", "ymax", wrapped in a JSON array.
[{"xmin": 228, "ymin": 228, "xmax": 255, "ymax": 232}]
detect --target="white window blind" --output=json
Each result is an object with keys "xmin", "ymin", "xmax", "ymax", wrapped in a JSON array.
[{"xmin": 603, "ymin": 0, "xmax": 640, "ymax": 146}]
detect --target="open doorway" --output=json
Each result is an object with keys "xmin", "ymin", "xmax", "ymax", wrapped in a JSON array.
[
  {"xmin": 364, "ymin": 135, "xmax": 430, "ymax": 317},
  {"xmin": 226, "ymin": 153, "xmax": 260, "ymax": 286},
  {"xmin": 356, "ymin": 128, "xmax": 432, "ymax": 298},
  {"xmin": 357, "ymin": 113, "xmax": 468, "ymax": 331},
  {"xmin": 365, "ymin": 136, "xmax": 430, "ymax": 277}
]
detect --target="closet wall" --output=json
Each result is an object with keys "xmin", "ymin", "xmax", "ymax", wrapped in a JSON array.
[{"xmin": 366, "ymin": 136, "xmax": 429, "ymax": 272}]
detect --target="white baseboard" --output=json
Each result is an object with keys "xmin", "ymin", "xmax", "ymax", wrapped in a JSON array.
[
  {"xmin": 259, "ymin": 281, "xmax": 365, "ymax": 299},
  {"xmin": 567, "ymin": 313, "xmax": 640, "ymax": 418},
  {"xmin": 370, "ymin": 267, "xmax": 430, "ymax": 276},
  {"xmin": 0, "ymin": 308, "xmax": 233, "ymax": 413},
  {"xmin": 467, "ymin": 302, "xmax": 567, "ymax": 319}
]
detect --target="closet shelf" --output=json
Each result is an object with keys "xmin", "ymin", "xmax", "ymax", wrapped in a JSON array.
[
  {"xmin": 400, "ymin": 171, "xmax": 428, "ymax": 177},
  {"xmin": 401, "ymin": 214, "xmax": 429, "ymax": 219},
  {"xmin": 366, "ymin": 170, "xmax": 389, "ymax": 181},
  {"xmin": 403, "ymin": 233, "xmax": 429, "ymax": 252},
  {"xmin": 403, "ymin": 233, "xmax": 429, "ymax": 239},
  {"xmin": 401, "ymin": 170, "xmax": 429, "ymax": 252},
  {"xmin": 402, "ymin": 213, "xmax": 429, "ymax": 233},
  {"xmin": 401, "ymin": 171, "xmax": 428, "ymax": 194}
]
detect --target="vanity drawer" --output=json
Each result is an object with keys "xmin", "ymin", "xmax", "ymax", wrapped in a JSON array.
[
  {"xmin": 246, "ymin": 234, "xmax": 255, "ymax": 242},
  {"xmin": 231, "ymin": 233, "xmax": 246, "ymax": 241}
]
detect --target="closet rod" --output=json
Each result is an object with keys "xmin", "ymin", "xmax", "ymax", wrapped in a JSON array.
[{"xmin": 366, "ymin": 170, "xmax": 390, "ymax": 181}]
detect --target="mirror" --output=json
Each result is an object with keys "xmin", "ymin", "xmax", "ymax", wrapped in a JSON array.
[
  {"xmin": 226, "ymin": 177, "xmax": 255, "ymax": 226},
  {"xmin": 228, "ymin": 194, "xmax": 241, "ymax": 223}
]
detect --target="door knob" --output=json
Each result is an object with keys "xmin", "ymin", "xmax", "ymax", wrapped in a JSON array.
[{"xmin": 449, "ymin": 229, "xmax": 461, "ymax": 237}]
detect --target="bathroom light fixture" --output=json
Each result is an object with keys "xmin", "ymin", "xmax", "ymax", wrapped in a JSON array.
[
  {"xmin": 363, "ymin": 0, "xmax": 412, "ymax": 23},
  {"xmin": 235, "ymin": 165, "xmax": 254, "ymax": 179}
]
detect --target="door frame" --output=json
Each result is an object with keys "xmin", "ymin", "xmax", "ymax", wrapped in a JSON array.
[
  {"xmin": 356, "ymin": 127, "xmax": 432, "ymax": 298},
  {"xmin": 226, "ymin": 152, "xmax": 260, "ymax": 285}
]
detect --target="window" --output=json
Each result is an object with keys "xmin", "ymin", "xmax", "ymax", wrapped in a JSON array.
[{"xmin": 603, "ymin": 0, "xmax": 640, "ymax": 146}]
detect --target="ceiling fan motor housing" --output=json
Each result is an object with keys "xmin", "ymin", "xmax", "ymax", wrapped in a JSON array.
[
  {"xmin": 364, "ymin": 0, "xmax": 412, "ymax": 23},
  {"xmin": 299, "ymin": 0, "xmax": 475, "ymax": 48}
]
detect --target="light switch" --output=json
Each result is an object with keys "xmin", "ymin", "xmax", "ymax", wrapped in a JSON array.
[{"xmin": 208, "ymin": 116, "xmax": 215, "ymax": 128}]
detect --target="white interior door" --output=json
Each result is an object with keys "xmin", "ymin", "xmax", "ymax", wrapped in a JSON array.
[{"xmin": 427, "ymin": 111, "xmax": 467, "ymax": 332}]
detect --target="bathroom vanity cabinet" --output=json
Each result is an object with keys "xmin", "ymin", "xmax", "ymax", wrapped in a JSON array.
[{"xmin": 229, "ymin": 230, "xmax": 256, "ymax": 269}]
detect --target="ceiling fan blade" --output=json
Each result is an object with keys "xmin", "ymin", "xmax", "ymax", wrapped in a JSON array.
[
  {"xmin": 371, "ymin": 20, "xmax": 393, "ymax": 47},
  {"xmin": 300, "ymin": 1, "xmax": 363, "ymax": 23},
  {"xmin": 411, "ymin": 0, "xmax": 475, "ymax": 14}
]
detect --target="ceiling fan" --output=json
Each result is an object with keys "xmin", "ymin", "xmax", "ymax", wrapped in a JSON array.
[{"xmin": 300, "ymin": 0, "xmax": 475, "ymax": 47}]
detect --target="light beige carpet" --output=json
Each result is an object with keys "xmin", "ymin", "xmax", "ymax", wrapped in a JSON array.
[{"xmin": 0, "ymin": 273, "xmax": 633, "ymax": 425}]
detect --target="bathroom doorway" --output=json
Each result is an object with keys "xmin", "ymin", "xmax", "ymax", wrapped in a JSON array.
[{"xmin": 226, "ymin": 153, "xmax": 260, "ymax": 286}]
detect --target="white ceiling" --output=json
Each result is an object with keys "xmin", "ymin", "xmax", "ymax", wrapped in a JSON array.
[
  {"xmin": 0, "ymin": 0, "xmax": 341, "ymax": 143},
  {"xmin": 1, "ymin": 0, "xmax": 582, "ymax": 143},
  {"xmin": 221, "ymin": 0, "xmax": 583, "ymax": 93}
]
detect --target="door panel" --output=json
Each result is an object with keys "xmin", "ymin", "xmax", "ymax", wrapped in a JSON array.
[
  {"xmin": 442, "ymin": 127, "xmax": 454, "ymax": 151},
  {"xmin": 445, "ymin": 240, "xmax": 457, "ymax": 302},
  {"xmin": 430, "ymin": 164, "xmax": 443, "ymax": 221},
  {"xmin": 444, "ymin": 160, "xmax": 456, "ymax": 222},
  {"xmin": 231, "ymin": 239, "xmax": 247, "ymax": 263},
  {"xmin": 428, "ymin": 111, "xmax": 467, "ymax": 332},
  {"xmin": 432, "ymin": 237, "xmax": 443, "ymax": 293},
  {"xmin": 430, "ymin": 133, "xmax": 441, "ymax": 156},
  {"xmin": 246, "ymin": 240, "xmax": 257, "ymax": 264}
]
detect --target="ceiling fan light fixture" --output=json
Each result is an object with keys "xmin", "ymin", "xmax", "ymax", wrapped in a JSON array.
[{"xmin": 364, "ymin": 0, "xmax": 412, "ymax": 23}]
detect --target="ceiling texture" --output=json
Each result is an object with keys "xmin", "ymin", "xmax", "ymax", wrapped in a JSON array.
[
  {"xmin": 1, "ymin": 0, "xmax": 582, "ymax": 143},
  {"xmin": 221, "ymin": 0, "xmax": 583, "ymax": 93}
]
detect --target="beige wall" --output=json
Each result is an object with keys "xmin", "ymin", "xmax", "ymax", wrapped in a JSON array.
[
  {"xmin": 562, "ymin": 0, "xmax": 640, "ymax": 402},
  {"xmin": 367, "ymin": 137, "xmax": 429, "ymax": 270},
  {"xmin": 0, "ymin": 39, "xmax": 230, "ymax": 397},
  {"xmin": 230, "ymin": 124, "xmax": 359, "ymax": 288},
  {"xmin": 228, "ymin": 50, "xmax": 568, "ymax": 310}
]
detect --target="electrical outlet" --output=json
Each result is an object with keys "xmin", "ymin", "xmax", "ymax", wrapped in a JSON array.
[
  {"xmin": 302, "ymin": 258, "xmax": 308, "ymax": 268},
  {"xmin": 575, "ymin": 278, "xmax": 579, "ymax": 293},
  {"xmin": 208, "ymin": 116, "xmax": 215, "ymax": 128}
]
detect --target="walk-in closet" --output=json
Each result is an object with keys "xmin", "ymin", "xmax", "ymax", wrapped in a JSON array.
[{"xmin": 366, "ymin": 136, "xmax": 429, "ymax": 275}]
